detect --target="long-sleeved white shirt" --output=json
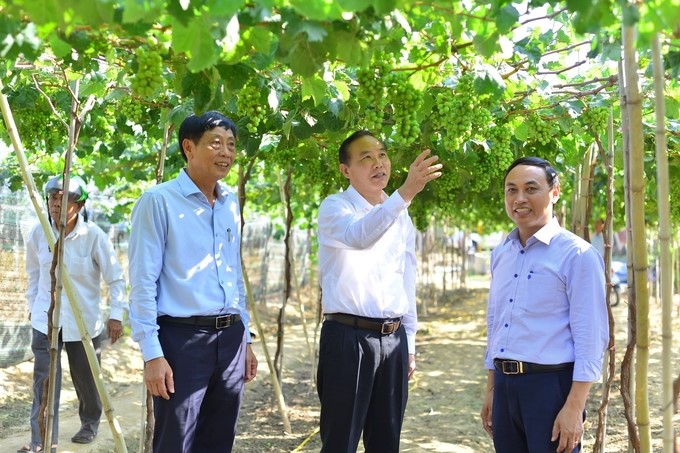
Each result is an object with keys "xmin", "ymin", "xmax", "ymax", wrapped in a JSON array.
[
  {"xmin": 317, "ymin": 185, "xmax": 418, "ymax": 353},
  {"xmin": 25, "ymin": 214, "xmax": 127, "ymax": 341}
]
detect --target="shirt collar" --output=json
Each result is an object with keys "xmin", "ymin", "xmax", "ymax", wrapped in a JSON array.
[
  {"xmin": 505, "ymin": 216, "xmax": 561, "ymax": 247},
  {"xmin": 345, "ymin": 184, "xmax": 387, "ymax": 211},
  {"xmin": 52, "ymin": 213, "xmax": 87, "ymax": 239},
  {"xmin": 178, "ymin": 169, "xmax": 228, "ymax": 203}
]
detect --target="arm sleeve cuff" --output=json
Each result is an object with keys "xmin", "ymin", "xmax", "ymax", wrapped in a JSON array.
[{"xmin": 140, "ymin": 337, "xmax": 164, "ymax": 362}]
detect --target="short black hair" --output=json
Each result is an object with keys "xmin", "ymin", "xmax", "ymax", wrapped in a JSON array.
[
  {"xmin": 504, "ymin": 156, "xmax": 560, "ymax": 188},
  {"xmin": 178, "ymin": 111, "xmax": 238, "ymax": 162},
  {"xmin": 338, "ymin": 130, "xmax": 383, "ymax": 165}
]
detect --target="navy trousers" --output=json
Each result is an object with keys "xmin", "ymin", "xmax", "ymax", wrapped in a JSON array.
[
  {"xmin": 492, "ymin": 367, "xmax": 582, "ymax": 453},
  {"xmin": 316, "ymin": 319, "xmax": 409, "ymax": 453},
  {"xmin": 153, "ymin": 318, "xmax": 246, "ymax": 453}
]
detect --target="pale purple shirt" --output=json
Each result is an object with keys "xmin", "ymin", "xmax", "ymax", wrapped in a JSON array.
[
  {"xmin": 484, "ymin": 216, "xmax": 609, "ymax": 382},
  {"xmin": 317, "ymin": 185, "xmax": 418, "ymax": 353},
  {"xmin": 128, "ymin": 170, "xmax": 250, "ymax": 362}
]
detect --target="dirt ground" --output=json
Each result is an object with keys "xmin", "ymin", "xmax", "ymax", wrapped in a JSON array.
[{"xmin": 1, "ymin": 276, "xmax": 679, "ymax": 453}]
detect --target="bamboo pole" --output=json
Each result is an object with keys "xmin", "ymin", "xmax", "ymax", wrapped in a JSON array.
[
  {"xmin": 0, "ymin": 77, "xmax": 128, "ymax": 453},
  {"xmin": 242, "ymin": 261, "xmax": 292, "ymax": 434},
  {"xmin": 651, "ymin": 32, "xmax": 674, "ymax": 453},
  {"xmin": 623, "ymin": 18, "xmax": 651, "ymax": 453}
]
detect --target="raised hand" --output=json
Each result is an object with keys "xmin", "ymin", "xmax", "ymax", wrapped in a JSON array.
[{"xmin": 397, "ymin": 149, "xmax": 442, "ymax": 203}]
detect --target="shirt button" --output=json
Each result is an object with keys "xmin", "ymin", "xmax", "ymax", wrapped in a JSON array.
[
  {"xmin": 509, "ymin": 299, "xmax": 513, "ymax": 303},
  {"xmin": 514, "ymin": 274, "xmax": 518, "ymax": 278},
  {"xmin": 504, "ymin": 323, "xmax": 509, "ymax": 327},
  {"xmin": 500, "ymin": 348, "xmax": 505, "ymax": 353},
  {"xmin": 520, "ymin": 250, "xmax": 525, "ymax": 254}
]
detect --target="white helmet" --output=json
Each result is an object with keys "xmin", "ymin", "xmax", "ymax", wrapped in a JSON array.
[{"xmin": 44, "ymin": 175, "xmax": 89, "ymax": 202}]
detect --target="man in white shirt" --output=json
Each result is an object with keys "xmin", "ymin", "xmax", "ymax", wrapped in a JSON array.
[
  {"xmin": 21, "ymin": 175, "xmax": 127, "ymax": 453},
  {"xmin": 316, "ymin": 130, "xmax": 441, "ymax": 453}
]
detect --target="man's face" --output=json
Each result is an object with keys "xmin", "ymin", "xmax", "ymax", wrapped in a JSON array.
[
  {"xmin": 183, "ymin": 127, "xmax": 236, "ymax": 182},
  {"xmin": 47, "ymin": 192, "xmax": 82, "ymax": 226},
  {"xmin": 504, "ymin": 164, "xmax": 560, "ymax": 240},
  {"xmin": 340, "ymin": 134, "xmax": 391, "ymax": 204}
]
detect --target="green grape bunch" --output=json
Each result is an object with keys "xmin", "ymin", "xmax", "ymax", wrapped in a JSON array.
[
  {"xmin": 487, "ymin": 124, "xmax": 515, "ymax": 176},
  {"xmin": 429, "ymin": 74, "xmax": 477, "ymax": 152},
  {"xmin": 118, "ymin": 98, "xmax": 145, "ymax": 124},
  {"xmin": 130, "ymin": 46, "xmax": 164, "ymax": 99},
  {"xmin": 236, "ymin": 83, "xmax": 268, "ymax": 135},
  {"xmin": 581, "ymin": 106, "xmax": 609, "ymax": 134},
  {"xmin": 356, "ymin": 60, "xmax": 391, "ymax": 133},
  {"xmin": 386, "ymin": 72, "xmax": 422, "ymax": 146},
  {"xmin": 526, "ymin": 114, "xmax": 553, "ymax": 146}
]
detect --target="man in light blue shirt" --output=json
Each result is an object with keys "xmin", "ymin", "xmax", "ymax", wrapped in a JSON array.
[
  {"xmin": 128, "ymin": 111, "xmax": 257, "ymax": 453},
  {"xmin": 480, "ymin": 156, "xmax": 608, "ymax": 453}
]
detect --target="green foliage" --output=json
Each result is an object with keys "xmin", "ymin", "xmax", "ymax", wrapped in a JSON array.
[{"xmin": 0, "ymin": 0, "xmax": 678, "ymax": 235}]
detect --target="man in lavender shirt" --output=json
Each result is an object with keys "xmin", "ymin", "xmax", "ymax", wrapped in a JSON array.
[{"xmin": 480, "ymin": 156, "xmax": 609, "ymax": 453}]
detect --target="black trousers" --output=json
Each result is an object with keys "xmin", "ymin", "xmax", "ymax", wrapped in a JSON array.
[
  {"xmin": 153, "ymin": 318, "xmax": 246, "ymax": 453},
  {"xmin": 316, "ymin": 319, "xmax": 409, "ymax": 453}
]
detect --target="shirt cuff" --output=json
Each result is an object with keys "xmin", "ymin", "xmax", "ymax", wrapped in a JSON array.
[
  {"xmin": 109, "ymin": 306, "xmax": 125, "ymax": 321},
  {"xmin": 139, "ymin": 336, "xmax": 164, "ymax": 362},
  {"xmin": 407, "ymin": 333, "xmax": 416, "ymax": 355},
  {"xmin": 573, "ymin": 358, "xmax": 604, "ymax": 382}
]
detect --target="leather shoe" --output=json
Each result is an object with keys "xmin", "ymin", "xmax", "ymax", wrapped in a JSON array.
[{"xmin": 71, "ymin": 430, "xmax": 96, "ymax": 444}]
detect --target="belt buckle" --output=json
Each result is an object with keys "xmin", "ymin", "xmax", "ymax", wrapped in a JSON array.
[
  {"xmin": 501, "ymin": 360, "xmax": 523, "ymax": 375},
  {"xmin": 215, "ymin": 315, "xmax": 233, "ymax": 329},
  {"xmin": 381, "ymin": 320, "xmax": 396, "ymax": 335}
]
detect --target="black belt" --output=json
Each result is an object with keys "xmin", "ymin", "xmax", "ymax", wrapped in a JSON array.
[
  {"xmin": 160, "ymin": 314, "xmax": 241, "ymax": 329},
  {"xmin": 494, "ymin": 359, "xmax": 574, "ymax": 375},
  {"xmin": 325, "ymin": 313, "xmax": 402, "ymax": 335}
]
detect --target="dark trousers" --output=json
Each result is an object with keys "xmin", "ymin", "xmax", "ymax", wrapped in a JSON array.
[
  {"xmin": 492, "ymin": 367, "xmax": 582, "ymax": 453},
  {"xmin": 30, "ymin": 329, "xmax": 102, "ymax": 448},
  {"xmin": 153, "ymin": 318, "xmax": 246, "ymax": 453},
  {"xmin": 316, "ymin": 319, "xmax": 409, "ymax": 453}
]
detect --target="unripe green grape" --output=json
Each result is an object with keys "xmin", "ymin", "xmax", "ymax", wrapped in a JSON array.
[{"xmin": 237, "ymin": 83, "xmax": 268, "ymax": 134}]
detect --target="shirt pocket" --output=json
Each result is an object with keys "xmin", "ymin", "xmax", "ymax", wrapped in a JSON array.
[
  {"xmin": 518, "ymin": 272, "xmax": 567, "ymax": 316},
  {"xmin": 66, "ymin": 255, "xmax": 96, "ymax": 278}
]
